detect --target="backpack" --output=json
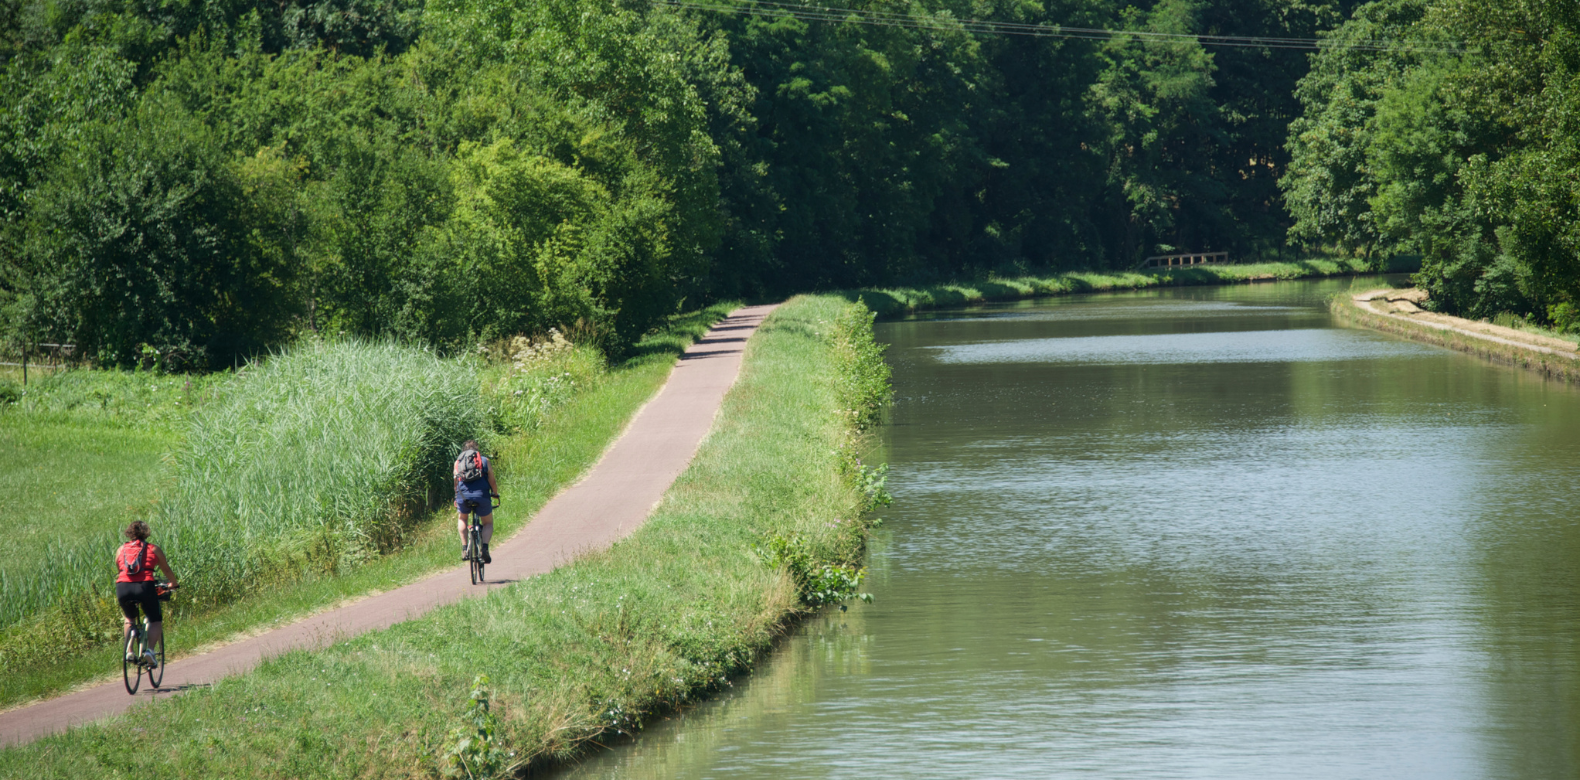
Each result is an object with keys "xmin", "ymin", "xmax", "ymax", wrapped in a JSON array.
[
  {"xmin": 121, "ymin": 540, "xmax": 147, "ymax": 576},
  {"xmin": 456, "ymin": 449, "xmax": 486, "ymax": 483}
]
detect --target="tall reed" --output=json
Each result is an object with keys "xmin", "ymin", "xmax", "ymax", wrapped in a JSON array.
[{"xmin": 157, "ymin": 340, "xmax": 490, "ymax": 610}]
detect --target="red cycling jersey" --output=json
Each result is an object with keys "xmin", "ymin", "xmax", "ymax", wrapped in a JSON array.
[{"xmin": 115, "ymin": 540, "xmax": 160, "ymax": 584}]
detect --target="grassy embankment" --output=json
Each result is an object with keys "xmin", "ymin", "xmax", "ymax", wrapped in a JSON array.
[
  {"xmin": 1, "ymin": 295, "xmax": 889, "ymax": 778},
  {"xmin": 849, "ymin": 257, "xmax": 1406, "ymax": 315},
  {"xmin": 0, "ymin": 305, "xmax": 736, "ymax": 708},
  {"xmin": 1331, "ymin": 293, "xmax": 1580, "ymax": 383}
]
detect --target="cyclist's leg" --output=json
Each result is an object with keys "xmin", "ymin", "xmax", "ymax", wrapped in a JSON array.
[
  {"xmin": 456, "ymin": 494, "xmax": 471, "ymax": 551},
  {"xmin": 115, "ymin": 584, "xmax": 140, "ymax": 660},
  {"xmin": 142, "ymin": 589, "xmax": 163, "ymax": 655},
  {"xmin": 477, "ymin": 512, "xmax": 494, "ymax": 562}
]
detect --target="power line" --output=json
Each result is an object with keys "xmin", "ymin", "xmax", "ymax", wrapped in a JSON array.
[{"xmin": 654, "ymin": 0, "xmax": 1465, "ymax": 54}]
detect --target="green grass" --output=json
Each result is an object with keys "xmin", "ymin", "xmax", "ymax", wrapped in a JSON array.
[
  {"xmin": 1490, "ymin": 312, "xmax": 1580, "ymax": 347},
  {"xmin": 0, "ymin": 295, "xmax": 885, "ymax": 778},
  {"xmin": 0, "ymin": 342, "xmax": 490, "ymax": 650},
  {"xmin": 0, "ymin": 419, "xmax": 174, "ymax": 574},
  {"xmin": 0, "ymin": 368, "xmax": 222, "ymax": 628},
  {"xmin": 0, "ymin": 304, "xmax": 738, "ymax": 708},
  {"xmin": 850, "ymin": 257, "xmax": 1406, "ymax": 316}
]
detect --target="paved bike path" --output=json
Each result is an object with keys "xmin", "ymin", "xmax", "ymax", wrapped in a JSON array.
[{"xmin": 0, "ymin": 304, "xmax": 778, "ymax": 748}]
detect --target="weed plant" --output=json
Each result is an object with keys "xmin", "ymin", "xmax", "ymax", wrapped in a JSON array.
[
  {"xmin": 481, "ymin": 330, "xmax": 607, "ymax": 434},
  {"xmin": 0, "ymin": 367, "xmax": 221, "ymax": 429},
  {"xmin": 0, "ymin": 296, "xmax": 891, "ymax": 778}
]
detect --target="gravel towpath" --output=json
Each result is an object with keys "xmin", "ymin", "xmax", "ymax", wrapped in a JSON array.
[{"xmin": 0, "ymin": 304, "xmax": 778, "ymax": 747}]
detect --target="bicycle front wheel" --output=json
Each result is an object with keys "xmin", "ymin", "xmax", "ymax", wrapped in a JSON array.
[
  {"xmin": 122, "ymin": 629, "xmax": 141, "ymax": 694},
  {"xmin": 147, "ymin": 630, "xmax": 165, "ymax": 688}
]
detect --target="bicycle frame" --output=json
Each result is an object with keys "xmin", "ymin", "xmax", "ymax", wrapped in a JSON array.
[{"xmin": 461, "ymin": 496, "xmax": 495, "ymax": 585}]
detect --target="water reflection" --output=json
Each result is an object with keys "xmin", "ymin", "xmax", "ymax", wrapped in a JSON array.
[
  {"xmin": 929, "ymin": 329, "xmax": 1434, "ymax": 366},
  {"xmin": 557, "ymin": 278, "xmax": 1580, "ymax": 779}
]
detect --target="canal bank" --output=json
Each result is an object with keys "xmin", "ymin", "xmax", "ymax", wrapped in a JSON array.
[
  {"xmin": 0, "ymin": 295, "xmax": 890, "ymax": 778},
  {"xmin": 1335, "ymin": 289, "xmax": 1580, "ymax": 383},
  {"xmin": 846, "ymin": 257, "xmax": 1405, "ymax": 317}
]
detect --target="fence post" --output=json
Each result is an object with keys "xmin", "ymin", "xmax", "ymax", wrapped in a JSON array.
[{"xmin": 20, "ymin": 344, "xmax": 26, "ymax": 386}]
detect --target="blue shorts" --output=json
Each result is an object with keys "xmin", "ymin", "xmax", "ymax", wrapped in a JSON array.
[{"xmin": 456, "ymin": 494, "xmax": 493, "ymax": 518}]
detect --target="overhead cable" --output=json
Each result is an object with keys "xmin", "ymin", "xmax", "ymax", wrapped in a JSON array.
[{"xmin": 653, "ymin": 0, "xmax": 1465, "ymax": 54}]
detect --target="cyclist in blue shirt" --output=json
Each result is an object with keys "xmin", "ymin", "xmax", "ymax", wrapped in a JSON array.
[{"xmin": 454, "ymin": 440, "xmax": 499, "ymax": 563}]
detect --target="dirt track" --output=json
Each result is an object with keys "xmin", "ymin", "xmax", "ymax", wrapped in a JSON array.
[
  {"xmin": 0, "ymin": 304, "xmax": 778, "ymax": 748},
  {"xmin": 1353, "ymin": 289, "xmax": 1579, "ymax": 356}
]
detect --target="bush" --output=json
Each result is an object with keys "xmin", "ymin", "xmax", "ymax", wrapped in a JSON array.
[{"xmin": 17, "ymin": 95, "xmax": 298, "ymax": 369}]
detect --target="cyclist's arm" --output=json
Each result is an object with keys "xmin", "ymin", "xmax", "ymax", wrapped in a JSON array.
[
  {"xmin": 487, "ymin": 462, "xmax": 499, "ymax": 495},
  {"xmin": 153, "ymin": 546, "xmax": 177, "ymax": 587}
]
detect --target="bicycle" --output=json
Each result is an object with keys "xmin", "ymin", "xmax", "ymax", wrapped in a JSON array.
[
  {"xmin": 122, "ymin": 582, "xmax": 177, "ymax": 694},
  {"xmin": 461, "ymin": 493, "xmax": 500, "ymax": 585}
]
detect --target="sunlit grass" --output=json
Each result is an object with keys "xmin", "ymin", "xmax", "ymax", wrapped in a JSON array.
[{"xmin": 0, "ymin": 420, "xmax": 173, "ymax": 573}]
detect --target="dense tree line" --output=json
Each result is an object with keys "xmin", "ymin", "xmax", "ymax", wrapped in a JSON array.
[
  {"xmin": 1284, "ymin": 0, "xmax": 1580, "ymax": 329},
  {"xmin": 1, "ymin": 0, "xmax": 1461, "ymax": 369}
]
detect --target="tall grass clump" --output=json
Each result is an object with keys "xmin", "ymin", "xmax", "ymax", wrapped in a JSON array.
[{"xmin": 160, "ymin": 340, "xmax": 491, "ymax": 610}]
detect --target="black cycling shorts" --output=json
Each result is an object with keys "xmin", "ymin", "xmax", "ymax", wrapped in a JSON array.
[{"xmin": 116, "ymin": 582, "xmax": 162, "ymax": 623}]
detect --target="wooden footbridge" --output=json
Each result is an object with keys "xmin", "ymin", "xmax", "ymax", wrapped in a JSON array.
[{"xmin": 1138, "ymin": 251, "xmax": 1229, "ymax": 269}]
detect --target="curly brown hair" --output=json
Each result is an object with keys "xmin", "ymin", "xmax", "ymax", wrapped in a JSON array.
[{"xmin": 123, "ymin": 521, "xmax": 151, "ymax": 541}]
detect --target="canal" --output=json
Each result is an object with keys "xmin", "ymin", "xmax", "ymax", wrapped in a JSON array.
[{"xmin": 560, "ymin": 277, "xmax": 1580, "ymax": 779}]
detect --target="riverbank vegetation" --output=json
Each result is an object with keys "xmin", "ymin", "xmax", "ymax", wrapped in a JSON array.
[
  {"xmin": 850, "ymin": 257, "xmax": 1402, "ymax": 317},
  {"xmin": 0, "ymin": 295, "xmax": 891, "ymax": 778},
  {"xmin": 0, "ymin": 304, "xmax": 733, "ymax": 707}
]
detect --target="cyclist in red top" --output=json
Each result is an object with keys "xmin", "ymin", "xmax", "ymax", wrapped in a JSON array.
[{"xmin": 114, "ymin": 521, "xmax": 178, "ymax": 666}]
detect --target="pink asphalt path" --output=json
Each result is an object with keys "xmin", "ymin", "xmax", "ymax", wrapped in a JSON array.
[{"xmin": 0, "ymin": 304, "xmax": 778, "ymax": 748}]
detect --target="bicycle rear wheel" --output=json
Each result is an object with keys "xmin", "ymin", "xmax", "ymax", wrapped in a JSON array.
[
  {"xmin": 469, "ymin": 527, "xmax": 483, "ymax": 584},
  {"xmin": 146, "ymin": 627, "xmax": 165, "ymax": 688},
  {"xmin": 122, "ymin": 628, "xmax": 141, "ymax": 694}
]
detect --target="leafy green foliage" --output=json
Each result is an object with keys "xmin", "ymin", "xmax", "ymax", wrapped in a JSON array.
[
  {"xmin": 440, "ymin": 675, "xmax": 513, "ymax": 779},
  {"xmin": 755, "ymin": 534, "xmax": 872, "ymax": 608},
  {"xmin": 3, "ymin": 0, "xmax": 1393, "ymax": 362},
  {"xmin": 1282, "ymin": 0, "xmax": 1580, "ymax": 324}
]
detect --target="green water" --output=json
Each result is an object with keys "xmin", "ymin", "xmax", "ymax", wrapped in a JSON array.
[{"xmin": 560, "ymin": 278, "xmax": 1580, "ymax": 779}]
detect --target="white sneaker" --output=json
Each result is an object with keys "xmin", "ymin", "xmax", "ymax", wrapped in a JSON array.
[{"xmin": 142, "ymin": 650, "xmax": 158, "ymax": 668}]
